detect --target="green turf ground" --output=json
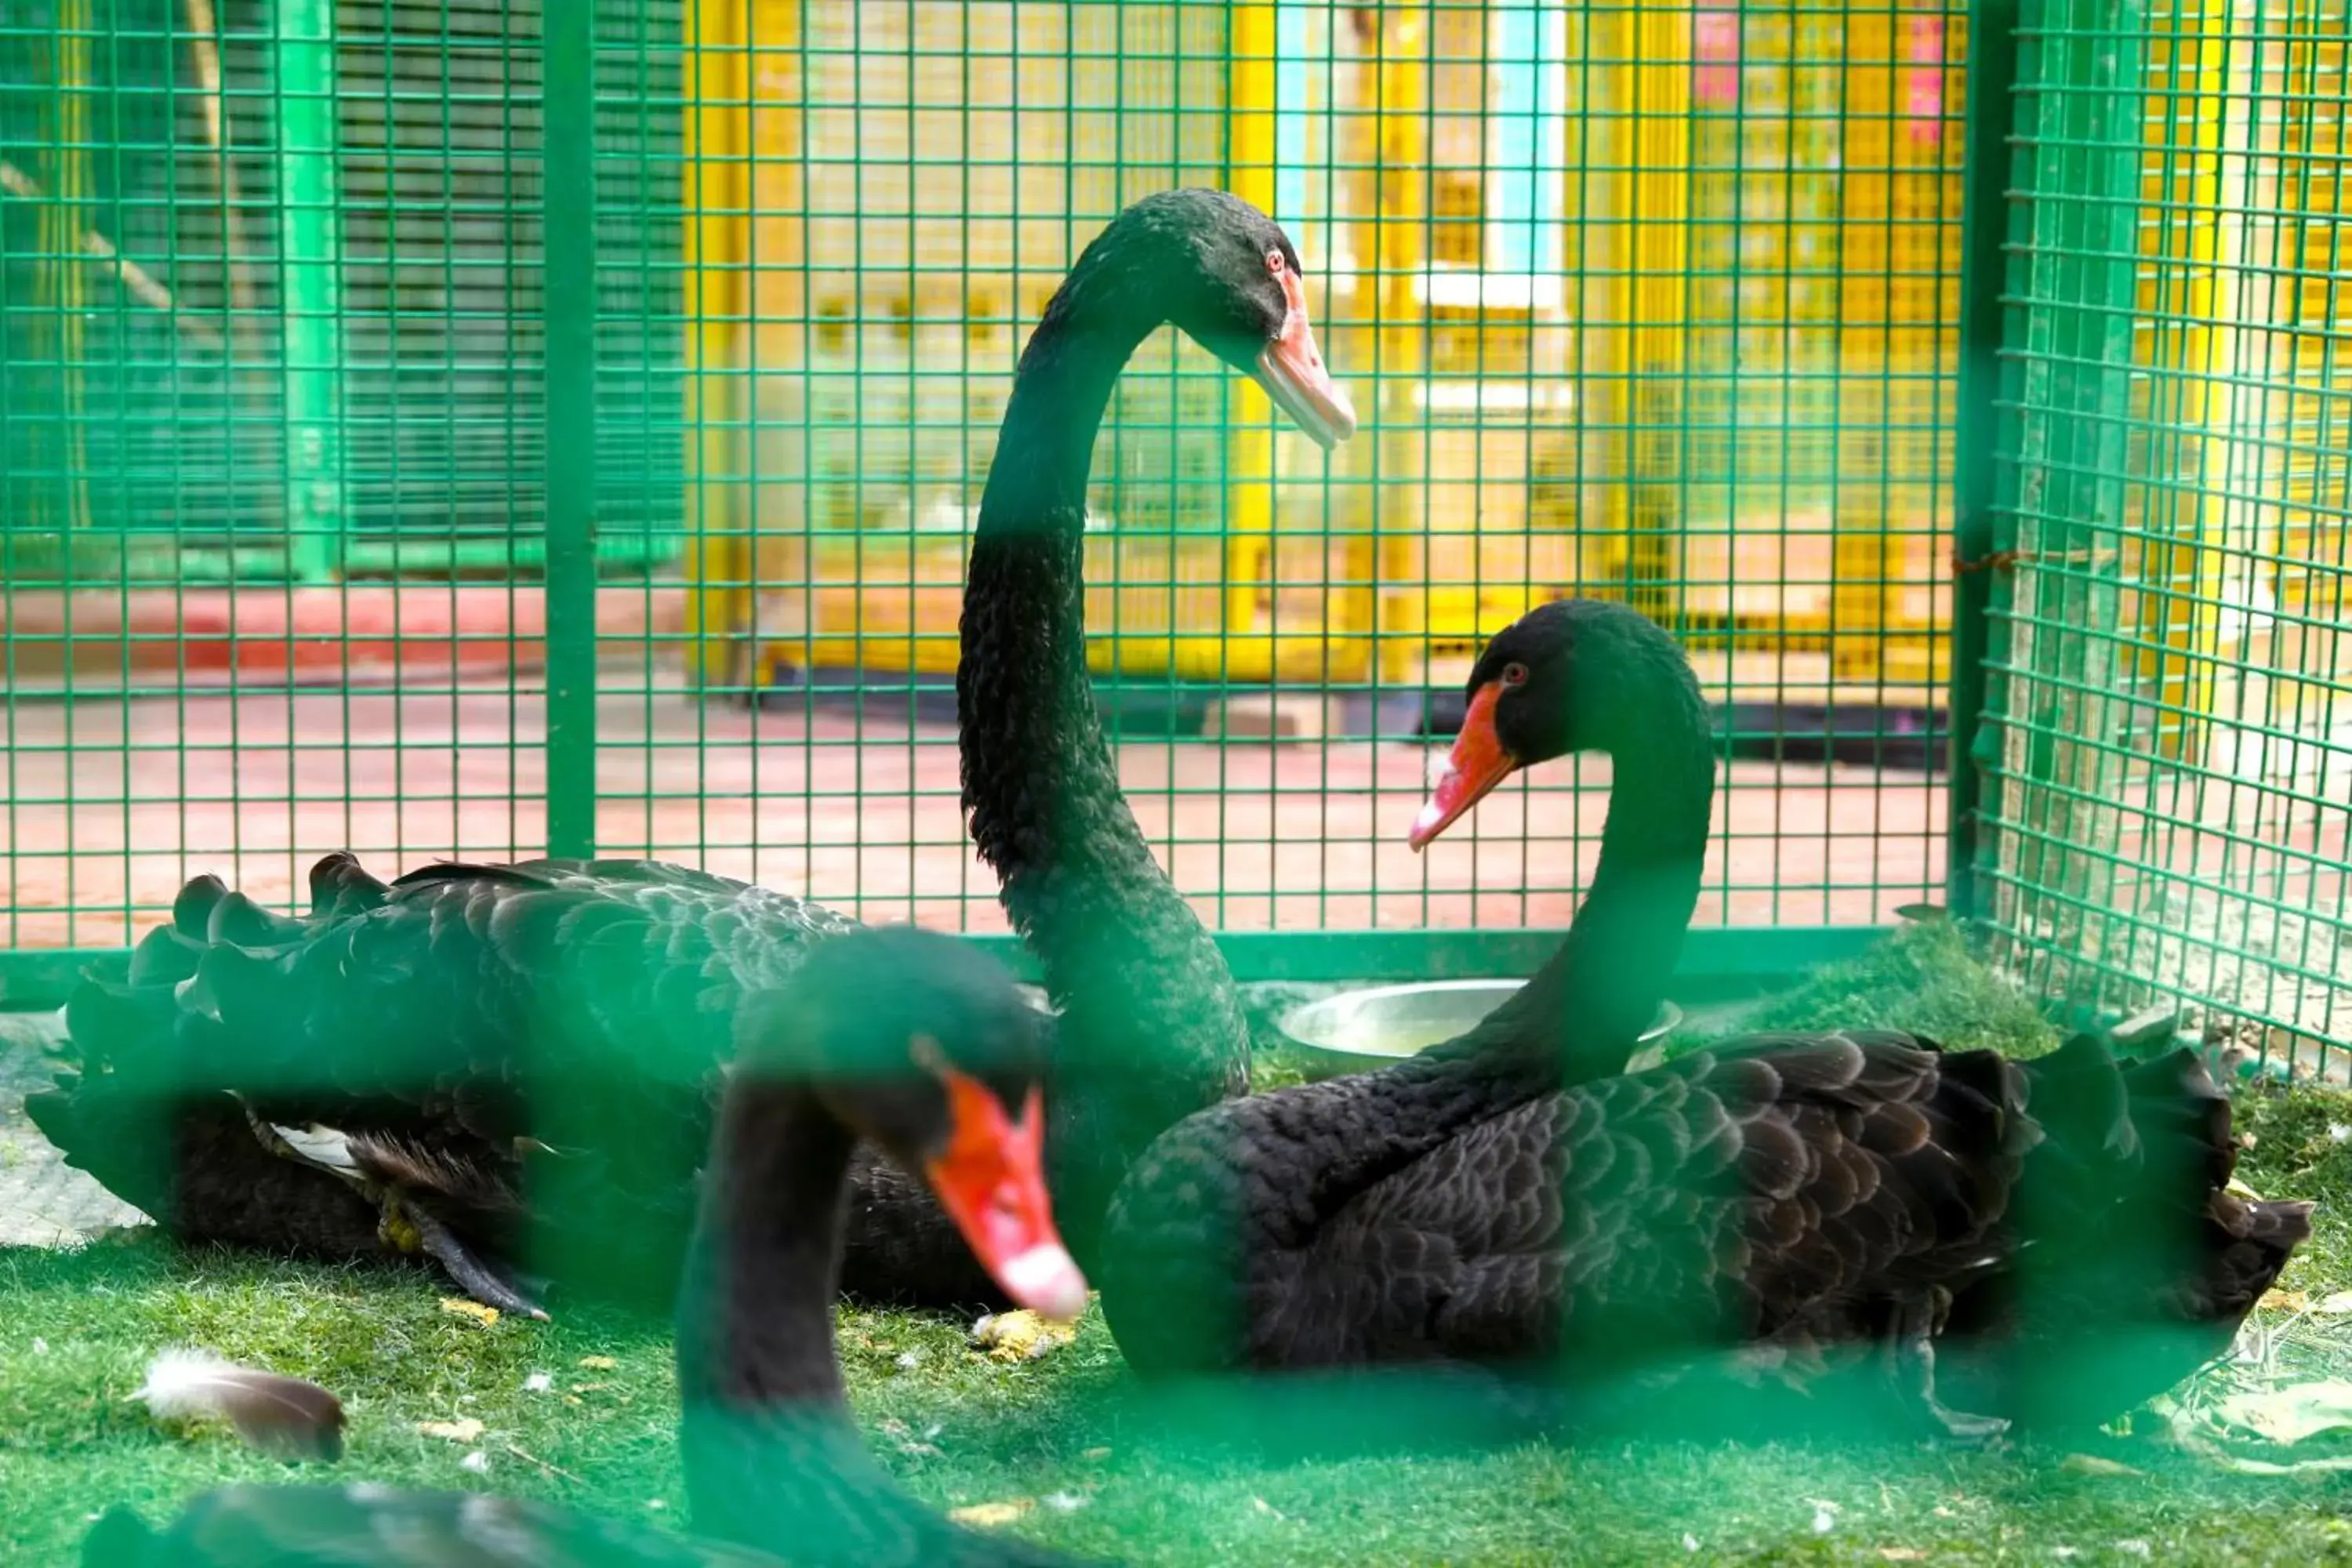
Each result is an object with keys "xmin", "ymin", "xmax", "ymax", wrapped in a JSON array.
[{"xmin": 5, "ymin": 925, "xmax": 2350, "ymax": 1565}]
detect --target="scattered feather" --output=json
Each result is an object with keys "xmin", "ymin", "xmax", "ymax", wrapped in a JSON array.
[
  {"xmin": 947, "ymin": 1500, "xmax": 1033, "ymax": 1529},
  {"xmin": 132, "ymin": 1349, "xmax": 344, "ymax": 1463},
  {"xmin": 2116, "ymin": 1542, "xmax": 2151, "ymax": 1559},
  {"xmin": 440, "ymin": 1298, "xmax": 500, "ymax": 1327},
  {"xmin": 2205, "ymin": 1450, "xmax": 2352, "ymax": 1477},
  {"xmin": 502, "ymin": 1443, "xmax": 582, "ymax": 1483},
  {"xmin": 416, "ymin": 1419, "xmax": 485, "ymax": 1444},
  {"xmin": 522, "ymin": 1372, "xmax": 554, "ymax": 1393},
  {"xmin": 2214, "ymin": 1380, "xmax": 2352, "ymax": 1446},
  {"xmin": 969, "ymin": 1308, "xmax": 1076, "ymax": 1363},
  {"xmin": 647, "ymin": 1500, "xmax": 666, "ymax": 1512},
  {"xmin": 895, "ymin": 1352, "xmax": 923, "ymax": 1370},
  {"xmin": 2058, "ymin": 1454, "xmax": 2143, "ymax": 1479},
  {"xmin": 1042, "ymin": 1492, "xmax": 1089, "ymax": 1514},
  {"xmin": 268, "ymin": 1123, "xmax": 361, "ymax": 1175},
  {"xmin": 460, "ymin": 1450, "xmax": 491, "ymax": 1474},
  {"xmin": 1080, "ymin": 1446, "xmax": 1112, "ymax": 1463},
  {"xmin": 32, "ymin": 1338, "xmax": 48, "ymax": 1355},
  {"xmin": 2316, "ymin": 1293, "xmax": 2352, "ymax": 1316},
  {"xmin": 1682, "ymin": 1534, "xmax": 1700, "ymax": 1553}
]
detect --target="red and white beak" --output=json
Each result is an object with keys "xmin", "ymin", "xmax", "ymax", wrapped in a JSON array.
[
  {"xmin": 1408, "ymin": 681, "xmax": 1522, "ymax": 851},
  {"xmin": 923, "ymin": 1072, "xmax": 1088, "ymax": 1321},
  {"xmin": 1250, "ymin": 252, "xmax": 1357, "ymax": 451}
]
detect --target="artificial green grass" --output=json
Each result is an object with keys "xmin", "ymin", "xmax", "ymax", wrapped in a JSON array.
[
  {"xmin": 1711, "ymin": 920, "xmax": 2063, "ymax": 1058},
  {"xmin": 6, "ymin": 927, "xmax": 2352, "ymax": 1565}
]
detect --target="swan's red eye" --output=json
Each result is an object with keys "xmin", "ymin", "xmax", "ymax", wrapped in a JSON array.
[
  {"xmin": 1265, "ymin": 248, "xmax": 1286, "ymax": 277},
  {"xmin": 1501, "ymin": 662, "xmax": 1530, "ymax": 688}
]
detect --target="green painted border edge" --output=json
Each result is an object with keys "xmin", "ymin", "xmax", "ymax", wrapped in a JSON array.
[{"xmin": 0, "ymin": 926, "xmax": 1892, "ymax": 1011}]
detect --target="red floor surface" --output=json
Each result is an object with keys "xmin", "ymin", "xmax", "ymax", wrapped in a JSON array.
[{"xmin": 2, "ymin": 662, "xmax": 1947, "ymax": 952}]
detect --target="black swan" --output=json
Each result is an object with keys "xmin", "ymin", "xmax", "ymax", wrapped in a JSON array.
[
  {"xmin": 81, "ymin": 924, "xmax": 1092, "ymax": 1567},
  {"xmin": 1096, "ymin": 597, "xmax": 2310, "ymax": 1439},
  {"xmin": 27, "ymin": 187, "xmax": 1355, "ymax": 1317},
  {"xmin": 956, "ymin": 186, "xmax": 1353, "ymax": 1265}
]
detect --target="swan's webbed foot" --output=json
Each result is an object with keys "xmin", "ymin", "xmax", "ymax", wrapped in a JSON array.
[
  {"xmin": 1889, "ymin": 1298, "xmax": 2009, "ymax": 1450},
  {"xmin": 398, "ymin": 1197, "xmax": 550, "ymax": 1322}
]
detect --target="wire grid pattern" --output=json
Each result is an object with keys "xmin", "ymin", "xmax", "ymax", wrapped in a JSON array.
[
  {"xmin": 2, "ymin": 1, "xmax": 1966, "ymax": 983},
  {"xmin": 1980, "ymin": 0, "xmax": 2352, "ymax": 1060},
  {"xmin": 0, "ymin": 0, "xmax": 668, "ymax": 969}
]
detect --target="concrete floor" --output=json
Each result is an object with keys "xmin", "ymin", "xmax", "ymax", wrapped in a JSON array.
[
  {"xmin": 2, "ymin": 666, "xmax": 1946, "ymax": 952},
  {"xmin": 0, "ymin": 1011, "xmax": 144, "ymax": 1247}
]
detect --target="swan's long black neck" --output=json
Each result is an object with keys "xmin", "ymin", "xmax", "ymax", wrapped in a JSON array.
[
  {"xmin": 959, "ymin": 255, "xmax": 1249, "ymax": 1257},
  {"xmin": 1460, "ymin": 722, "xmax": 1715, "ymax": 1087},
  {"xmin": 1359, "ymin": 688, "xmax": 1715, "ymax": 1141},
  {"xmin": 1245, "ymin": 700, "xmax": 1715, "ymax": 1241},
  {"xmin": 676, "ymin": 1087, "xmax": 940, "ymax": 1558}
]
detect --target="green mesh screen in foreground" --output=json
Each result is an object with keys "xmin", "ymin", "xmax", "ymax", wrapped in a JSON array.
[
  {"xmin": 22, "ymin": 0, "xmax": 2336, "ymax": 1059},
  {"xmin": 1971, "ymin": 0, "xmax": 2352, "ymax": 1065},
  {"xmin": 1, "ymin": 1, "xmax": 1971, "ymax": 1002},
  {"xmin": 0, "ymin": 0, "xmax": 684, "ymax": 576}
]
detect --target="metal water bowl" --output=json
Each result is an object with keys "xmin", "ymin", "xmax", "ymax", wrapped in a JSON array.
[{"xmin": 1278, "ymin": 979, "xmax": 1682, "ymax": 1081}]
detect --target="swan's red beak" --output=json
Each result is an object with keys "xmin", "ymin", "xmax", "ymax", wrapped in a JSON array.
[
  {"xmin": 1252, "ymin": 257, "xmax": 1356, "ymax": 450},
  {"xmin": 924, "ymin": 1073, "xmax": 1088, "ymax": 1321},
  {"xmin": 1409, "ymin": 681, "xmax": 1519, "ymax": 851}
]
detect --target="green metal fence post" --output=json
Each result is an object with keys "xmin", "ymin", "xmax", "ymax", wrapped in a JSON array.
[
  {"xmin": 2003, "ymin": 0, "xmax": 2147, "ymax": 969},
  {"xmin": 274, "ymin": 0, "xmax": 348, "ymax": 582},
  {"xmin": 543, "ymin": 0, "xmax": 599, "ymax": 858},
  {"xmin": 1947, "ymin": 0, "xmax": 2023, "ymax": 923}
]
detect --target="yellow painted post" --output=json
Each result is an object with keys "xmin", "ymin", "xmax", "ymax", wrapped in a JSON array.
[
  {"xmin": 681, "ymin": 0, "xmax": 751, "ymax": 686},
  {"xmin": 1577, "ymin": 9, "xmax": 1634, "ymax": 561},
  {"xmin": 745, "ymin": 0, "xmax": 811, "ymax": 691},
  {"xmin": 34, "ymin": 3, "xmax": 93, "ymax": 542},
  {"xmin": 1373, "ymin": 6, "xmax": 1428, "ymax": 684},
  {"xmin": 1830, "ymin": 5, "xmax": 1897, "ymax": 679},
  {"xmin": 1876, "ymin": 3, "xmax": 1965, "ymax": 691},
  {"xmin": 1223, "ymin": 3, "xmax": 1279, "ymax": 681},
  {"xmin": 2138, "ymin": 0, "xmax": 2239, "ymax": 762},
  {"xmin": 1626, "ymin": 1, "xmax": 1691, "ymax": 623},
  {"xmin": 688, "ymin": 0, "xmax": 808, "ymax": 692}
]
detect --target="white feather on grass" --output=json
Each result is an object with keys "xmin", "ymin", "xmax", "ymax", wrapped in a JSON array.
[
  {"xmin": 267, "ymin": 1122, "xmax": 362, "ymax": 1176},
  {"xmin": 133, "ymin": 1348, "xmax": 346, "ymax": 1462}
]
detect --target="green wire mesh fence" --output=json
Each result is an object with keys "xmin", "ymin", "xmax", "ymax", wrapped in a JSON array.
[
  {"xmin": 1968, "ymin": 0, "xmax": 2351, "ymax": 1068},
  {"xmin": 0, "ymin": 1, "xmax": 2342, "ymax": 1056}
]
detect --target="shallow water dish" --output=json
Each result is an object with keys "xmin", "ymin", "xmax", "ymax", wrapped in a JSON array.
[{"xmin": 1279, "ymin": 980, "xmax": 1681, "ymax": 1080}]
